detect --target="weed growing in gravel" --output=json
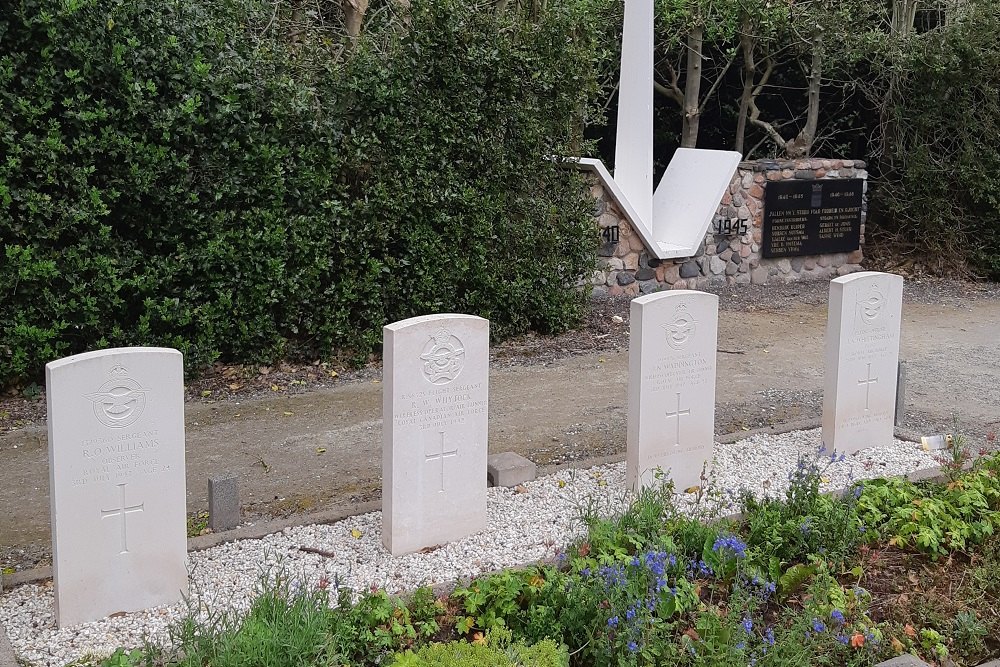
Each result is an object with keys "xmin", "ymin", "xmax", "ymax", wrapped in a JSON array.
[
  {"xmin": 741, "ymin": 447, "xmax": 864, "ymax": 568},
  {"xmin": 185, "ymin": 511, "xmax": 210, "ymax": 538},
  {"xmin": 164, "ymin": 572, "xmax": 343, "ymax": 666}
]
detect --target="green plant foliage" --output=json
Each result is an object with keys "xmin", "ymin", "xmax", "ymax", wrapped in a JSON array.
[
  {"xmin": 0, "ymin": 0, "xmax": 602, "ymax": 386},
  {"xmin": 164, "ymin": 578, "xmax": 345, "ymax": 667},
  {"xmin": 334, "ymin": 588, "xmax": 442, "ymax": 659},
  {"xmin": 91, "ymin": 453, "xmax": 1000, "ymax": 667},
  {"xmin": 858, "ymin": 454, "xmax": 1000, "ymax": 557},
  {"xmin": 870, "ymin": 0, "xmax": 1000, "ymax": 279},
  {"xmin": 389, "ymin": 627, "xmax": 569, "ymax": 667},
  {"xmin": 741, "ymin": 450, "xmax": 865, "ymax": 570}
]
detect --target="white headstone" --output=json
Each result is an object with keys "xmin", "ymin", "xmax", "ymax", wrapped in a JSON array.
[
  {"xmin": 382, "ymin": 314, "xmax": 489, "ymax": 555},
  {"xmin": 822, "ymin": 272, "xmax": 904, "ymax": 454},
  {"xmin": 46, "ymin": 348, "xmax": 188, "ymax": 627},
  {"xmin": 627, "ymin": 291, "xmax": 718, "ymax": 491}
]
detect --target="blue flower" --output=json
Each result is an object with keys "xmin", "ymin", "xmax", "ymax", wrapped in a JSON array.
[
  {"xmin": 800, "ymin": 517, "xmax": 813, "ymax": 534},
  {"xmin": 712, "ymin": 534, "xmax": 748, "ymax": 559},
  {"xmin": 831, "ymin": 609, "xmax": 845, "ymax": 625},
  {"xmin": 736, "ymin": 641, "xmax": 746, "ymax": 650},
  {"xmin": 686, "ymin": 558, "xmax": 714, "ymax": 576},
  {"xmin": 764, "ymin": 627, "xmax": 775, "ymax": 646},
  {"xmin": 581, "ymin": 567, "xmax": 591, "ymax": 577},
  {"xmin": 836, "ymin": 634, "xmax": 849, "ymax": 645},
  {"xmin": 607, "ymin": 616, "xmax": 619, "ymax": 628},
  {"xmin": 598, "ymin": 564, "xmax": 626, "ymax": 587},
  {"xmin": 627, "ymin": 641, "xmax": 638, "ymax": 653},
  {"xmin": 626, "ymin": 607, "xmax": 636, "ymax": 621},
  {"xmin": 741, "ymin": 616, "xmax": 753, "ymax": 633},
  {"xmin": 631, "ymin": 556, "xmax": 640, "ymax": 567},
  {"xmin": 853, "ymin": 486, "xmax": 863, "ymax": 499},
  {"xmin": 812, "ymin": 618, "xmax": 826, "ymax": 633}
]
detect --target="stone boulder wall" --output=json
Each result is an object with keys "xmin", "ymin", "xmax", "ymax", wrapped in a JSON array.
[{"xmin": 588, "ymin": 159, "xmax": 868, "ymax": 297}]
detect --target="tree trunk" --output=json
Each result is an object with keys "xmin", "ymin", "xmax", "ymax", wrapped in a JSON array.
[
  {"xmin": 735, "ymin": 16, "xmax": 754, "ymax": 154},
  {"xmin": 343, "ymin": 0, "xmax": 369, "ymax": 40},
  {"xmin": 891, "ymin": 0, "xmax": 920, "ymax": 36},
  {"xmin": 680, "ymin": 24, "xmax": 704, "ymax": 148},
  {"xmin": 787, "ymin": 28, "xmax": 822, "ymax": 159}
]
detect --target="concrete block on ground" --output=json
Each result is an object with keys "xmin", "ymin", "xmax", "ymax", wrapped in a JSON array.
[
  {"xmin": 874, "ymin": 656, "xmax": 932, "ymax": 667},
  {"xmin": 487, "ymin": 452, "xmax": 537, "ymax": 487},
  {"xmin": 895, "ymin": 359, "xmax": 907, "ymax": 425},
  {"xmin": 0, "ymin": 622, "xmax": 17, "ymax": 667},
  {"xmin": 209, "ymin": 475, "xmax": 241, "ymax": 532}
]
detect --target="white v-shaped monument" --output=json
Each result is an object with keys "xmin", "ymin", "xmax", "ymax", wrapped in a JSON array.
[{"xmin": 578, "ymin": 0, "xmax": 742, "ymax": 259}]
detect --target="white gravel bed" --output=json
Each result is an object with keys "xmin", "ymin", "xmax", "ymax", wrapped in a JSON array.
[{"xmin": 0, "ymin": 428, "xmax": 938, "ymax": 666}]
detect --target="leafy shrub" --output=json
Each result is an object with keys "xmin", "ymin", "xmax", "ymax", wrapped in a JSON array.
[
  {"xmin": 741, "ymin": 450, "xmax": 864, "ymax": 568},
  {"xmin": 164, "ymin": 577, "xmax": 345, "ymax": 667},
  {"xmin": 870, "ymin": 1, "xmax": 1000, "ymax": 279},
  {"xmin": 389, "ymin": 627, "xmax": 568, "ymax": 667},
  {"xmin": 0, "ymin": 0, "xmax": 603, "ymax": 386},
  {"xmin": 857, "ymin": 456, "xmax": 1000, "ymax": 558}
]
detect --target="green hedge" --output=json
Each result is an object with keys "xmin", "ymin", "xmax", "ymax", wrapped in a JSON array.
[
  {"xmin": 873, "ymin": 2, "xmax": 1000, "ymax": 279},
  {"xmin": 0, "ymin": 0, "xmax": 603, "ymax": 386}
]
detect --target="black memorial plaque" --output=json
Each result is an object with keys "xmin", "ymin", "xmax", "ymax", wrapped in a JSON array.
[{"xmin": 762, "ymin": 179, "xmax": 863, "ymax": 258}]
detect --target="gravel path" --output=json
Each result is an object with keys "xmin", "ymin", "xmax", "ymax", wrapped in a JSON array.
[{"xmin": 0, "ymin": 428, "xmax": 938, "ymax": 667}]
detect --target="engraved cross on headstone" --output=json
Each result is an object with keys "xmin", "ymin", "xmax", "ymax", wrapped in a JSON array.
[
  {"xmin": 425, "ymin": 431, "xmax": 459, "ymax": 493},
  {"xmin": 858, "ymin": 363, "xmax": 878, "ymax": 411},
  {"xmin": 101, "ymin": 483, "xmax": 144, "ymax": 554},
  {"xmin": 664, "ymin": 392, "xmax": 691, "ymax": 446}
]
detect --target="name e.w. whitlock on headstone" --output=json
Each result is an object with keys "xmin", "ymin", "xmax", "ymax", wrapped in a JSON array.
[
  {"xmin": 627, "ymin": 291, "xmax": 719, "ymax": 491},
  {"xmin": 382, "ymin": 314, "xmax": 489, "ymax": 556},
  {"xmin": 822, "ymin": 272, "xmax": 904, "ymax": 454},
  {"xmin": 47, "ymin": 348, "xmax": 188, "ymax": 627}
]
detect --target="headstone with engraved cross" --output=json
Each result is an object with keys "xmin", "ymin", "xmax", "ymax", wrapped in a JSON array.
[
  {"xmin": 627, "ymin": 291, "xmax": 719, "ymax": 491},
  {"xmin": 382, "ymin": 314, "xmax": 489, "ymax": 555},
  {"xmin": 822, "ymin": 272, "xmax": 904, "ymax": 454},
  {"xmin": 46, "ymin": 348, "xmax": 188, "ymax": 627}
]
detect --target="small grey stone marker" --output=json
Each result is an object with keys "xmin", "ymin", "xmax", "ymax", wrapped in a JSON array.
[
  {"xmin": 487, "ymin": 452, "xmax": 537, "ymax": 487},
  {"xmin": 894, "ymin": 360, "xmax": 907, "ymax": 425},
  {"xmin": 0, "ymin": 622, "xmax": 16, "ymax": 667},
  {"xmin": 208, "ymin": 475, "xmax": 240, "ymax": 532},
  {"xmin": 873, "ymin": 655, "xmax": 932, "ymax": 667}
]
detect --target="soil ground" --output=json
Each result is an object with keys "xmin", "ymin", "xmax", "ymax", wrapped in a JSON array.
[{"xmin": 2, "ymin": 279, "xmax": 998, "ymax": 573}]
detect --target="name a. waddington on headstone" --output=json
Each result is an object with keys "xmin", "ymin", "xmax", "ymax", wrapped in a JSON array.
[
  {"xmin": 46, "ymin": 347, "xmax": 188, "ymax": 628},
  {"xmin": 627, "ymin": 291, "xmax": 719, "ymax": 492},
  {"xmin": 822, "ymin": 272, "xmax": 904, "ymax": 454},
  {"xmin": 382, "ymin": 314, "xmax": 489, "ymax": 556}
]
